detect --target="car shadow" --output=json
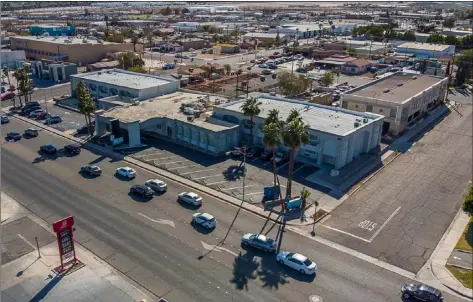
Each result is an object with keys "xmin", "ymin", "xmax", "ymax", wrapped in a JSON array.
[
  {"xmin": 114, "ymin": 173, "xmax": 134, "ymax": 181},
  {"xmin": 127, "ymin": 192, "xmax": 153, "ymax": 203},
  {"xmin": 78, "ymin": 170, "xmax": 100, "ymax": 179},
  {"xmin": 21, "ymin": 134, "xmax": 35, "ymax": 140},
  {"xmin": 176, "ymin": 199, "xmax": 202, "ymax": 210},
  {"xmin": 32, "ymin": 150, "xmax": 61, "ymax": 163},
  {"xmin": 190, "ymin": 221, "xmax": 215, "ymax": 234}
]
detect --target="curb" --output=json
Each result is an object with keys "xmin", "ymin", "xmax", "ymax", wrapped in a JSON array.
[
  {"xmin": 54, "ymin": 102, "xmax": 81, "ymax": 113},
  {"xmin": 446, "ymin": 263, "xmax": 473, "ymax": 271},
  {"xmin": 454, "ymin": 249, "xmax": 473, "ymax": 255}
]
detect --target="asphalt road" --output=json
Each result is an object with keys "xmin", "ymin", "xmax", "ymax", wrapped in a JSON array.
[{"xmin": 0, "ymin": 117, "xmax": 466, "ymax": 302}]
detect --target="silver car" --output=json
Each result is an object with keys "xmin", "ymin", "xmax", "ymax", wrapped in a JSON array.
[
  {"xmin": 241, "ymin": 233, "xmax": 276, "ymax": 252},
  {"xmin": 145, "ymin": 179, "xmax": 167, "ymax": 192}
]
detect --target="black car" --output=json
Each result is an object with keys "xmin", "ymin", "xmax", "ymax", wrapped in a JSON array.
[
  {"xmin": 130, "ymin": 185, "xmax": 154, "ymax": 198},
  {"xmin": 64, "ymin": 144, "xmax": 81, "ymax": 155},
  {"xmin": 6, "ymin": 132, "xmax": 21, "ymax": 141},
  {"xmin": 80, "ymin": 164, "xmax": 102, "ymax": 176},
  {"xmin": 21, "ymin": 105, "xmax": 41, "ymax": 116},
  {"xmin": 401, "ymin": 283, "xmax": 443, "ymax": 302},
  {"xmin": 24, "ymin": 128, "xmax": 39, "ymax": 137},
  {"xmin": 20, "ymin": 102, "xmax": 41, "ymax": 114},
  {"xmin": 40, "ymin": 144, "xmax": 57, "ymax": 154}
]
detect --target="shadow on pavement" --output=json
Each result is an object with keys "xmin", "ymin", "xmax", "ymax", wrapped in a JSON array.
[
  {"xmin": 190, "ymin": 221, "xmax": 215, "ymax": 234},
  {"xmin": 16, "ymin": 258, "xmax": 40, "ymax": 277},
  {"xmin": 230, "ymin": 251, "xmax": 260, "ymax": 291},
  {"xmin": 29, "ymin": 273, "xmax": 63, "ymax": 302},
  {"xmin": 223, "ymin": 164, "xmax": 246, "ymax": 181},
  {"xmin": 127, "ymin": 192, "xmax": 153, "ymax": 203}
]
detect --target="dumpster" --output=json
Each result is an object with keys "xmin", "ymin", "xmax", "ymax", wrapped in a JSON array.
[{"xmin": 264, "ymin": 186, "xmax": 280, "ymax": 200}]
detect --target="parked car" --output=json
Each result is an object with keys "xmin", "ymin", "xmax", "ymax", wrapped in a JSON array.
[
  {"xmin": 130, "ymin": 184, "xmax": 154, "ymax": 198},
  {"xmin": 178, "ymin": 192, "xmax": 202, "ymax": 206},
  {"xmin": 1, "ymin": 92, "xmax": 15, "ymax": 100},
  {"xmin": 145, "ymin": 179, "xmax": 167, "ymax": 192},
  {"xmin": 163, "ymin": 63, "xmax": 176, "ymax": 70},
  {"xmin": 42, "ymin": 115, "xmax": 62, "ymax": 124},
  {"xmin": 29, "ymin": 109, "xmax": 46, "ymax": 118},
  {"xmin": 36, "ymin": 112, "xmax": 51, "ymax": 120},
  {"xmin": 175, "ymin": 53, "xmax": 182, "ymax": 58},
  {"xmin": 249, "ymin": 59, "xmax": 255, "ymax": 63},
  {"xmin": 64, "ymin": 143, "xmax": 81, "ymax": 155},
  {"xmin": 6, "ymin": 131, "xmax": 21, "ymax": 141},
  {"xmin": 116, "ymin": 167, "xmax": 136, "ymax": 179},
  {"xmin": 276, "ymin": 252, "xmax": 317, "ymax": 275},
  {"xmin": 261, "ymin": 69, "xmax": 273, "ymax": 75},
  {"xmin": 1, "ymin": 115, "xmax": 9, "ymax": 124},
  {"xmin": 80, "ymin": 164, "xmax": 102, "ymax": 176},
  {"xmin": 258, "ymin": 64, "xmax": 269, "ymax": 69},
  {"xmin": 182, "ymin": 55, "xmax": 190, "ymax": 59},
  {"xmin": 247, "ymin": 148, "xmax": 263, "ymax": 159},
  {"xmin": 241, "ymin": 233, "xmax": 276, "ymax": 252},
  {"xmin": 268, "ymin": 64, "xmax": 277, "ymax": 69},
  {"xmin": 40, "ymin": 144, "xmax": 57, "ymax": 154},
  {"xmin": 401, "ymin": 283, "xmax": 443, "ymax": 301},
  {"xmin": 24, "ymin": 128, "xmax": 39, "ymax": 137},
  {"xmin": 192, "ymin": 212, "xmax": 217, "ymax": 228},
  {"xmin": 23, "ymin": 106, "xmax": 41, "ymax": 116}
]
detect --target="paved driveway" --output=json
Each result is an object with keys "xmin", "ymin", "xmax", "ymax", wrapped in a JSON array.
[{"xmin": 315, "ymin": 103, "xmax": 473, "ymax": 273}]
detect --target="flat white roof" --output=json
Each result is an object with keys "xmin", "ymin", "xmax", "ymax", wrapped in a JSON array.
[
  {"xmin": 71, "ymin": 69, "xmax": 178, "ymax": 90},
  {"xmin": 396, "ymin": 42, "xmax": 452, "ymax": 51},
  {"xmin": 219, "ymin": 95, "xmax": 383, "ymax": 136},
  {"xmin": 10, "ymin": 35, "xmax": 118, "ymax": 45}
]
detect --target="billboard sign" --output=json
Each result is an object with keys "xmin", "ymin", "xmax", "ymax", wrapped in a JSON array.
[{"xmin": 52, "ymin": 216, "xmax": 77, "ymax": 271}]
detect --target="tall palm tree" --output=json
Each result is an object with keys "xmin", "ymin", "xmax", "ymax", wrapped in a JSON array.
[
  {"xmin": 77, "ymin": 81, "xmax": 96, "ymax": 134},
  {"xmin": 263, "ymin": 122, "xmax": 281, "ymax": 201},
  {"xmin": 282, "ymin": 110, "xmax": 309, "ymax": 197},
  {"xmin": 240, "ymin": 97, "xmax": 261, "ymax": 150}
]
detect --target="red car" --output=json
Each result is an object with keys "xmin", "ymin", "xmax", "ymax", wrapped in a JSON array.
[
  {"xmin": 1, "ymin": 92, "xmax": 15, "ymax": 100},
  {"xmin": 36, "ymin": 112, "xmax": 51, "ymax": 120},
  {"xmin": 268, "ymin": 55, "xmax": 275, "ymax": 59}
]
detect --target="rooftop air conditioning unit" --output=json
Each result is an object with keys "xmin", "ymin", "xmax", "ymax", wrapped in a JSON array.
[
  {"xmin": 354, "ymin": 122, "xmax": 360, "ymax": 127},
  {"xmin": 363, "ymin": 118, "xmax": 369, "ymax": 123},
  {"xmin": 383, "ymin": 88, "xmax": 390, "ymax": 93}
]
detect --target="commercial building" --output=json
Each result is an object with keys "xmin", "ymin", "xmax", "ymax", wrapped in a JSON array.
[
  {"xmin": 0, "ymin": 50, "xmax": 26, "ymax": 69},
  {"xmin": 213, "ymin": 95, "xmax": 384, "ymax": 170},
  {"xmin": 395, "ymin": 42, "xmax": 455, "ymax": 59},
  {"xmin": 70, "ymin": 69, "xmax": 180, "ymax": 101},
  {"xmin": 30, "ymin": 25, "xmax": 76, "ymax": 36},
  {"xmin": 31, "ymin": 59, "xmax": 77, "ymax": 82},
  {"xmin": 10, "ymin": 36, "xmax": 135, "ymax": 65},
  {"xmin": 341, "ymin": 73, "xmax": 448, "ymax": 136},
  {"xmin": 342, "ymin": 58, "xmax": 373, "ymax": 75},
  {"xmin": 242, "ymin": 33, "xmax": 290, "ymax": 46},
  {"xmin": 95, "ymin": 92, "xmax": 239, "ymax": 152}
]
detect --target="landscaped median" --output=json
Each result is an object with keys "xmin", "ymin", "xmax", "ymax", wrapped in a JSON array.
[{"xmin": 446, "ymin": 264, "xmax": 473, "ymax": 289}]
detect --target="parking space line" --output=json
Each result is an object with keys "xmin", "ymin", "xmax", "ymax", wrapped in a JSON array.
[
  {"xmin": 153, "ymin": 156, "xmax": 179, "ymax": 161},
  {"xmin": 166, "ymin": 160, "xmax": 188, "ymax": 165},
  {"xmin": 168, "ymin": 165, "xmax": 199, "ymax": 170},
  {"xmin": 220, "ymin": 184, "xmax": 257, "ymax": 191},
  {"xmin": 368, "ymin": 206, "xmax": 401, "ymax": 242},
  {"xmin": 206, "ymin": 180, "xmax": 228, "ymax": 185},
  {"xmin": 17, "ymin": 234, "xmax": 37, "ymax": 249},
  {"xmin": 136, "ymin": 152, "xmax": 162, "ymax": 158},
  {"xmin": 236, "ymin": 191, "xmax": 264, "ymax": 197},
  {"xmin": 192, "ymin": 174, "xmax": 222, "ymax": 180},
  {"xmin": 277, "ymin": 162, "xmax": 289, "ymax": 171},
  {"xmin": 320, "ymin": 225, "xmax": 371, "ymax": 243},
  {"xmin": 180, "ymin": 169, "xmax": 214, "ymax": 175},
  {"xmin": 292, "ymin": 164, "xmax": 306, "ymax": 175},
  {"xmin": 263, "ymin": 161, "xmax": 273, "ymax": 167}
]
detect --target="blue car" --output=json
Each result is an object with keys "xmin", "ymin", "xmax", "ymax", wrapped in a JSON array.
[
  {"xmin": 40, "ymin": 144, "xmax": 57, "ymax": 154},
  {"xmin": 42, "ymin": 115, "xmax": 62, "ymax": 124},
  {"xmin": 6, "ymin": 131, "xmax": 21, "ymax": 141}
]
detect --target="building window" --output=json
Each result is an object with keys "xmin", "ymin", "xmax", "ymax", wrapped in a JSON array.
[
  {"xmin": 89, "ymin": 84, "xmax": 97, "ymax": 91},
  {"xmin": 355, "ymin": 104, "xmax": 358, "ymax": 108},
  {"xmin": 366, "ymin": 104, "xmax": 373, "ymax": 112},
  {"xmin": 341, "ymin": 102, "xmax": 348, "ymax": 109},
  {"xmin": 379, "ymin": 109, "xmax": 383, "ymax": 113}
]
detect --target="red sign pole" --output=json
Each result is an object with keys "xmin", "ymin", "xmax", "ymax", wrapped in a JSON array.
[{"xmin": 52, "ymin": 216, "xmax": 76, "ymax": 272}]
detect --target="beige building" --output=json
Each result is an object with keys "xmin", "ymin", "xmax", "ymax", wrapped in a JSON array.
[
  {"xmin": 10, "ymin": 36, "xmax": 135, "ymax": 65},
  {"xmin": 341, "ymin": 73, "xmax": 448, "ymax": 136}
]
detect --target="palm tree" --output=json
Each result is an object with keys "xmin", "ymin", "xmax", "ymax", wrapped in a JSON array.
[
  {"xmin": 301, "ymin": 188, "xmax": 311, "ymax": 220},
  {"xmin": 77, "ymin": 81, "xmax": 96, "ymax": 135},
  {"xmin": 12, "ymin": 69, "xmax": 24, "ymax": 106},
  {"xmin": 282, "ymin": 110, "xmax": 309, "ymax": 197},
  {"xmin": 240, "ymin": 97, "xmax": 262, "ymax": 150},
  {"xmin": 263, "ymin": 122, "xmax": 281, "ymax": 201},
  {"xmin": 143, "ymin": 27, "xmax": 153, "ymax": 49},
  {"xmin": 2, "ymin": 67, "xmax": 15, "ymax": 107}
]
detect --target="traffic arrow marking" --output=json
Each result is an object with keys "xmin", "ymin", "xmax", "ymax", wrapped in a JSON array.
[
  {"xmin": 138, "ymin": 213, "xmax": 175, "ymax": 228},
  {"xmin": 201, "ymin": 241, "xmax": 238, "ymax": 257}
]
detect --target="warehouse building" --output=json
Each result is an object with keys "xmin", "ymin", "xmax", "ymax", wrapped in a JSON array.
[
  {"xmin": 341, "ymin": 73, "xmax": 448, "ymax": 136},
  {"xmin": 70, "ymin": 69, "xmax": 180, "ymax": 101},
  {"xmin": 213, "ymin": 96, "xmax": 384, "ymax": 170},
  {"xmin": 395, "ymin": 42, "xmax": 455, "ymax": 59},
  {"xmin": 10, "ymin": 36, "xmax": 135, "ymax": 65}
]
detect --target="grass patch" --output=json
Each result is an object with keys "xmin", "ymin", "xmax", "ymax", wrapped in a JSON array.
[
  {"xmin": 446, "ymin": 265, "xmax": 473, "ymax": 289},
  {"xmin": 455, "ymin": 217, "xmax": 473, "ymax": 252}
]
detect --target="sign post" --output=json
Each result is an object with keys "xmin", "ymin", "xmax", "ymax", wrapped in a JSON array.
[{"xmin": 52, "ymin": 216, "xmax": 77, "ymax": 271}]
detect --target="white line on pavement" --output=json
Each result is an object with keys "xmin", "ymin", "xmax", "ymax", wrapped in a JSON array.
[
  {"xmin": 180, "ymin": 169, "xmax": 213, "ymax": 175},
  {"xmin": 236, "ymin": 191, "xmax": 264, "ymax": 197},
  {"xmin": 277, "ymin": 162, "xmax": 289, "ymax": 171},
  {"xmin": 320, "ymin": 225, "xmax": 372, "ymax": 243},
  {"xmin": 168, "ymin": 165, "xmax": 199, "ymax": 170},
  {"xmin": 206, "ymin": 180, "xmax": 228, "ymax": 186},
  {"xmin": 368, "ymin": 206, "xmax": 401, "ymax": 242},
  {"xmin": 152, "ymin": 156, "xmax": 179, "ymax": 161},
  {"xmin": 17, "ymin": 234, "xmax": 37, "ymax": 249},
  {"xmin": 138, "ymin": 213, "xmax": 175, "ymax": 228},
  {"xmin": 263, "ymin": 161, "xmax": 273, "ymax": 167},
  {"xmin": 292, "ymin": 164, "xmax": 306, "ymax": 175},
  {"xmin": 192, "ymin": 174, "xmax": 222, "ymax": 180},
  {"xmin": 166, "ymin": 160, "xmax": 188, "ymax": 165},
  {"xmin": 220, "ymin": 184, "xmax": 257, "ymax": 191}
]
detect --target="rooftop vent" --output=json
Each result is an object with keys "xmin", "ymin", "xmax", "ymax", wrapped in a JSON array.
[
  {"xmin": 363, "ymin": 118, "xmax": 369, "ymax": 123},
  {"xmin": 397, "ymin": 82, "xmax": 403, "ymax": 87},
  {"xmin": 187, "ymin": 116, "xmax": 194, "ymax": 122},
  {"xmin": 354, "ymin": 122, "xmax": 360, "ymax": 127},
  {"xmin": 412, "ymin": 75, "xmax": 417, "ymax": 80},
  {"xmin": 383, "ymin": 88, "xmax": 390, "ymax": 93}
]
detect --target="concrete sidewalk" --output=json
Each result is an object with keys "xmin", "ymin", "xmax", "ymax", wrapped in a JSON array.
[
  {"xmin": 1, "ymin": 192, "xmax": 155, "ymax": 302},
  {"xmin": 416, "ymin": 209, "xmax": 473, "ymax": 299}
]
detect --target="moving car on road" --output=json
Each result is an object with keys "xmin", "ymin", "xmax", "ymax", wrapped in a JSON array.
[
  {"xmin": 40, "ymin": 144, "xmax": 57, "ymax": 154},
  {"xmin": 6, "ymin": 131, "xmax": 21, "ymax": 141},
  {"xmin": 192, "ymin": 213, "xmax": 217, "ymax": 228},
  {"xmin": 42, "ymin": 115, "xmax": 62, "ymax": 124},
  {"xmin": 130, "ymin": 185, "xmax": 154, "ymax": 198},
  {"xmin": 276, "ymin": 252, "xmax": 317, "ymax": 275},
  {"xmin": 401, "ymin": 283, "xmax": 443, "ymax": 301},
  {"xmin": 241, "ymin": 233, "xmax": 276, "ymax": 252},
  {"xmin": 64, "ymin": 143, "xmax": 81, "ymax": 155},
  {"xmin": 145, "ymin": 179, "xmax": 167, "ymax": 192},
  {"xmin": 178, "ymin": 192, "xmax": 202, "ymax": 206},
  {"xmin": 116, "ymin": 167, "xmax": 136, "ymax": 179},
  {"xmin": 24, "ymin": 128, "xmax": 39, "ymax": 137},
  {"xmin": 80, "ymin": 164, "xmax": 102, "ymax": 176},
  {"xmin": 1, "ymin": 115, "xmax": 9, "ymax": 124}
]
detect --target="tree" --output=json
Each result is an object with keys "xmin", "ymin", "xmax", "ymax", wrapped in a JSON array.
[
  {"xmin": 127, "ymin": 66, "xmax": 147, "ymax": 73},
  {"xmin": 13, "ymin": 66, "xmax": 31, "ymax": 106},
  {"xmin": 275, "ymin": 32, "xmax": 281, "ymax": 47},
  {"xmin": 320, "ymin": 70, "xmax": 335, "ymax": 87},
  {"xmin": 263, "ymin": 122, "xmax": 281, "ymax": 201},
  {"xmin": 104, "ymin": 15, "xmax": 109, "ymax": 32},
  {"xmin": 76, "ymin": 81, "xmax": 96, "ymax": 135},
  {"xmin": 12, "ymin": 69, "xmax": 24, "ymax": 106},
  {"xmin": 301, "ymin": 188, "xmax": 311, "ymax": 219},
  {"xmin": 118, "ymin": 52, "xmax": 145, "ymax": 70},
  {"xmin": 160, "ymin": 6, "xmax": 172, "ymax": 16},
  {"xmin": 454, "ymin": 49, "xmax": 473, "ymax": 85},
  {"xmin": 442, "ymin": 17, "xmax": 455, "ymax": 32},
  {"xmin": 402, "ymin": 30, "xmax": 416, "ymax": 41},
  {"xmin": 427, "ymin": 33, "xmax": 445, "ymax": 44},
  {"xmin": 2, "ymin": 67, "xmax": 14, "ymax": 107},
  {"xmin": 282, "ymin": 111, "xmax": 309, "ymax": 197},
  {"xmin": 174, "ymin": 7, "xmax": 181, "ymax": 15},
  {"xmin": 143, "ymin": 27, "xmax": 153, "ymax": 48},
  {"xmin": 240, "ymin": 97, "xmax": 262, "ymax": 150},
  {"xmin": 181, "ymin": 8, "xmax": 190, "ymax": 14},
  {"xmin": 223, "ymin": 64, "xmax": 231, "ymax": 75},
  {"xmin": 131, "ymin": 35, "xmax": 139, "ymax": 52},
  {"xmin": 462, "ymin": 186, "xmax": 473, "ymax": 216},
  {"xmin": 277, "ymin": 71, "xmax": 311, "ymax": 96},
  {"xmin": 332, "ymin": 68, "xmax": 341, "ymax": 84},
  {"xmin": 346, "ymin": 47, "xmax": 356, "ymax": 56},
  {"xmin": 444, "ymin": 35, "xmax": 458, "ymax": 45}
]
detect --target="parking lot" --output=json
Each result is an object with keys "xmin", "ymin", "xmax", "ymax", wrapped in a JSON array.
[{"xmin": 124, "ymin": 137, "xmax": 327, "ymax": 207}]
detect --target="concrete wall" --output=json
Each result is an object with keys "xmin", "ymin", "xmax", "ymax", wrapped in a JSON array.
[{"xmin": 139, "ymin": 81, "xmax": 180, "ymax": 100}]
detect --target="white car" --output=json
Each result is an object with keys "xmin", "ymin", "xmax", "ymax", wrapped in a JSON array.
[
  {"xmin": 276, "ymin": 251, "xmax": 317, "ymax": 275},
  {"xmin": 145, "ymin": 179, "xmax": 167, "ymax": 192},
  {"xmin": 192, "ymin": 212, "xmax": 216, "ymax": 228},
  {"xmin": 116, "ymin": 167, "xmax": 136, "ymax": 179},
  {"xmin": 1, "ymin": 115, "xmax": 9, "ymax": 124},
  {"xmin": 178, "ymin": 192, "xmax": 202, "ymax": 206}
]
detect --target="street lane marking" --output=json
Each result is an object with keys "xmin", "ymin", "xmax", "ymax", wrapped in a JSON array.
[
  {"xmin": 292, "ymin": 164, "xmax": 306, "ymax": 175},
  {"xmin": 368, "ymin": 206, "xmax": 401, "ymax": 242},
  {"xmin": 235, "ymin": 191, "xmax": 264, "ymax": 197},
  {"xmin": 201, "ymin": 241, "xmax": 238, "ymax": 257},
  {"xmin": 138, "ymin": 213, "xmax": 175, "ymax": 228},
  {"xmin": 167, "ymin": 165, "xmax": 198, "ymax": 170},
  {"xmin": 180, "ymin": 169, "xmax": 213, "ymax": 175},
  {"xmin": 220, "ymin": 184, "xmax": 257, "ymax": 191},
  {"xmin": 206, "ymin": 180, "xmax": 228, "ymax": 185},
  {"xmin": 17, "ymin": 234, "xmax": 37, "ymax": 249},
  {"xmin": 320, "ymin": 225, "xmax": 371, "ymax": 243},
  {"xmin": 192, "ymin": 174, "xmax": 222, "ymax": 180}
]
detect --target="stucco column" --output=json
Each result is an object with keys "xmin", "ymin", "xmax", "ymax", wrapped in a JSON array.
[
  {"xmin": 127, "ymin": 121, "xmax": 141, "ymax": 147},
  {"xmin": 53, "ymin": 66, "xmax": 59, "ymax": 83},
  {"xmin": 62, "ymin": 65, "xmax": 66, "ymax": 81},
  {"xmin": 94, "ymin": 110, "xmax": 105, "ymax": 136},
  {"xmin": 317, "ymin": 140, "xmax": 325, "ymax": 166}
]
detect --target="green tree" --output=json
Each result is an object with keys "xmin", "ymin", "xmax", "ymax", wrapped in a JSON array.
[
  {"xmin": 332, "ymin": 68, "xmax": 341, "ymax": 84},
  {"xmin": 275, "ymin": 32, "xmax": 281, "ymax": 47},
  {"xmin": 454, "ymin": 49, "xmax": 473, "ymax": 85},
  {"xmin": 444, "ymin": 35, "xmax": 458, "ymax": 45},
  {"xmin": 277, "ymin": 71, "xmax": 311, "ymax": 96},
  {"xmin": 442, "ymin": 17, "xmax": 456, "ymax": 32},
  {"xmin": 427, "ymin": 33, "xmax": 445, "ymax": 44},
  {"xmin": 301, "ymin": 188, "xmax": 311, "ymax": 219},
  {"xmin": 240, "ymin": 97, "xmax": 262, "ymax": 150},
  {"xmin": 462, "ymin": 186, "xmax": 473, "ymax": 216},
  {"xmin": 160, "ymin": 6, "xmax": 172, "ymax": 16},
  {"xmin": 118, "ymin": 52, "xmax": 145, "ymax": 70},
  {"xmin": 402, "ymin": 30, "xmax": 416, "ymax": 41},
  {"xmin": 76, "ymin": 81, "xmax": 96, "ymax": 135},
  {"xmin": 282, "ymin": 110, "xmax": 309, "ymax": 197},
  {"xmin": 131, "ymin": 35, "xmax": 139, "ymax": 52},
  {"xmin": 223, "ymin": 64, "xmax": 231, "ymax": 75},
  {"xmin": 346, "ymin": 47, "xmax": 356, "ymax": 56},
  {"xmin": 320, "ymin": 70, "xmax": 335, "ymax": 87},
  {"xmin": 127, "ymin": 66, "xmax": 147, "ymax": 73},
  {"xmin": 143, "ymin": 27, "xmax": 153, "ymax": 48},
  {"xmin": 13, "ymin": 66, "xmax": 31, "ymax": 106}
]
